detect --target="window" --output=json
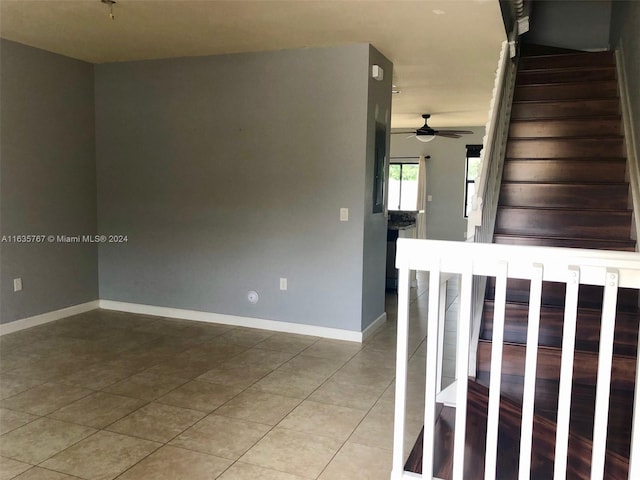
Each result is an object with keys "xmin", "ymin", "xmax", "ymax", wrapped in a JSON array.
[
  {"xmin": 388, "ymin": 162, "xmax": 419, "ymax": 210},
  {"xmin": 464, "ymin": 145, "xmax": 482, "ymax": 218}
]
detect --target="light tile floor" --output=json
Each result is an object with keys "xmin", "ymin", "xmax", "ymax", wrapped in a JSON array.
[{"xmin": 0, "ymin": 275, "xmax": 458, "ymax": 480}]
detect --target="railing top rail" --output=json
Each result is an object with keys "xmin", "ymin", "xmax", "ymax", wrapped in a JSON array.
[
  {"xmin": 472, "ymin": 40, "xmax": 511, "ymax": 205},
  {"xmin": 396, "ymin": 239, "xmax": 640, "ymax": 288}
]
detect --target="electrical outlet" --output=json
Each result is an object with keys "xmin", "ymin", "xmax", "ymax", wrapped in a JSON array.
[
  {"xmin": 340, "ymin": 208, "xmax": 349, "ymax": 222},
  {"xmin": 280, "ymin": 278, "xmax": 287, "ymax": 291},
  {"xmin": 427, "ymin": 195, "xmax": 433, "ymax": 202},
  {"xmin": 13, "ymin": 278, "xmax": 22, "ymax": 292}
]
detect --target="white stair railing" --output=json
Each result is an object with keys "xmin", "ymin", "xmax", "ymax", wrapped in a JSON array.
[
  {"xmin": 615, "ymin": 47, "xmax": 640, "ymax": 251},
  {"xmin": 466, "ymin": 39, "xmax": 518, "ymax": 377},
  {"xmin": 391, "ymin": 239, "xmax": 640, "ymax": 480}
]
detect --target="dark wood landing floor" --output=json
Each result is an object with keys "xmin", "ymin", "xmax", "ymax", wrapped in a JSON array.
[{"xmin": 404, "ymin": 380, "xmax": 629, "ymax": 480}]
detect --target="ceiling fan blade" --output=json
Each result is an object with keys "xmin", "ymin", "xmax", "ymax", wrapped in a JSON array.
[
  {"xmin": 435, "ymin": 132, "xmax": 462, "ymax": 139},
  {"xmin": 390, "ymin": 131, "xmax": 416, "ymax": 135},
  {"xmin": 436, "ymin": 129, "xmax": 474, "ymax": 135}
]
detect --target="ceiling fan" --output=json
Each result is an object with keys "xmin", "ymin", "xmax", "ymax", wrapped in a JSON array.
[{"xmin": 407, "ymin": 114, "xmax": 474, "ymax": 142}]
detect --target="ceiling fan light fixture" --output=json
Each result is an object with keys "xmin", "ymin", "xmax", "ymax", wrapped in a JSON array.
[
  {"xmin": 416, "ymin": 134, "xmax": 436, "ymax": 143},
  {"xmin": 101, "ymin": 0, "xmax": 116, "ymax": 20},
  {"xmin": 413, "ymin": 113, "xmax": 473, "ymax": 141}
]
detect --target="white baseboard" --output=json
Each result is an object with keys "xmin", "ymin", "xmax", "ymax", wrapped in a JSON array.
[
  {"xmin": 0, "ymin": 300, "xmax": 100, "ymax": 336},
  {"xmin": 1, "ymin": 299, "xmax": 386, "ymax": 343},
  {"xmin": 362, "ymin": 312, "xmax": 387, "ymax": 342},
  {"xmin": 99, "ymin": 300, "xmax": 371, "ymax": 343}
]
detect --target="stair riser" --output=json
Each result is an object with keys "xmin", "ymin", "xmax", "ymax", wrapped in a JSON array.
[
  {"xmin": 513, "ymin": 81, "xmax": 619, "ymax": 101},
  {"xmin": 494, "ymin": 207, "xmax": 632, "ymax": 240},
  {"xmin": 493, "ymin": 234, "xmax": 637, "ymax": 251},
  {"xmin": 506, "ymin": 138, "xmax": 624, "ymax": 158},
  {"xmin": 509, "ymin": 118, "xmax": 622, "ymax": 138},
  {"xmin": 476, "ymin": 341, "xmax": 636, "ymax": 389},
  {"xmin": 519, "ymin": 52, "xmax": 615, "ymax": 70},
  {"xmin": 517, "ymin": 68, "xmax": 616, "ymax": 85},
  {"xmin": 503, "ymin": 160, "xmax": 627, "ymax": 183},
  {"xmin": 511, "ymin": 99, "xmax": 620, "ymax": 119},
  {"xmin": 498, "ymin": 183, "xmax": 629, "ymax": 210},
  {"xmin": 486, "ymin": 278, "xmax": 640, "ymax": 310},
  {"xmin": 481, "ymin": 303, "xmax": 639, "ymax": 354}
]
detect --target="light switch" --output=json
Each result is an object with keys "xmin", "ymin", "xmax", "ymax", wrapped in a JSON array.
[
  {"xmin": 280, "ymin": 278, "xmax": 287, "ymax": 291},
  {"xmin": 340, "ymin": 208, "xmax": 349, "ymax": 222},
  {"xmin": 13, "ymin": 278, "xmax": 22, "ymax": 292},
  {"xmin": 427, "ymin": 195, "xmax": 433, "ymax": 202}
]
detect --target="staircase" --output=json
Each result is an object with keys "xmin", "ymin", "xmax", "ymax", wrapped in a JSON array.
[
  {"xmin": 403, "ymin": 49, "xmax": 639, "ymax": 479},
  {"xmin": 478, "ymin": 49, "xmax": 639, "ymax": 477}
]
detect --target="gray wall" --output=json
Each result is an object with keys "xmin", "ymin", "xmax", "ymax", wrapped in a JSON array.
[
  {"xmin": 362, "ymin": 47, "xmax": 393, "ymax": 330},
  {"xmin": 0, "ymin": 39, "xmax": 98, "ymax": 324},
  {"xmin": 525, "ymin": 1, "xmax": 612, "ymax": 51},
  {"xmin": 95, "ymin": 44, "xmax": 387, "ymax": 333},
  {"xmin": 610, "ymin": 1, "xmax": 640, "ymax": 154},
  {"xmin": 390, "ymin": 127, "xmax": 486, "ymax": 241}
]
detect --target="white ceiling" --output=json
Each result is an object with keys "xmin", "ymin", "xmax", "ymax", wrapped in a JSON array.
[{"xmin": 0, "ymin": 0, "xmax": 506, "ymax": 129}]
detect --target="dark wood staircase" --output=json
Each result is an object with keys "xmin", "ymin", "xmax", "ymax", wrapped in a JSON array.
[
  {"xmin": 405, "ymin": 49, "xmax": 639, "ymax": 478},
  {"xmin": 481, "ymin": 48, "xmax": 638, "ymax": 476}
]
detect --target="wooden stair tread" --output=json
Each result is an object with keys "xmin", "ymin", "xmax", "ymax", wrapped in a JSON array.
[
  {"xmin": 485, "ymin": 278, "xmax": 640, "ymax": 312},
  {"xmin": 481, "ymin": 300, "xmax": 640, "ymax": 355},
  {"xmin": 513, "ymin": 98, "xmax": 621, "ymax": 106},
  {"xmin": 509, "ymin": 119, "xmax": 622, "ymax": 137},
  {"xmin": 496, "ymin": 205, "xmax": 631, "ymax": 213},
  {"xmin": 505, "ymin": 139, "xmax": 624, "ymax": 159},
  {"xmin": 519, "ymin": 43, "xmax": 586, "ymax": 57},
  {"xmin": 519, "ymin": 50, "xmax": 615, "ymax": 69},
  {"xmin": 514, "ymin": 80, "xmax": 618, "ymax": 89},
  {"xmin": 511, "ymin": 97, "xmax": 619, "ymax": 105},
  {"xmin": 493, "ymin": 233, "xmax": 636, "ymax": 251},
  {"xmin": 517, "ymin": 65, "xmax": 616, "ymax": 74},
  {"xmin": 516, "ymin": 69, "xmax": 617, "ymax": 85},
  {"xmin": 515, "ymin": 80, "xmax": 618, "ymax": 87},
  {"xmin": 498, "ymin": 185, "xmax": 629, "ymax": 210},
  {"xmin": 505, "ymin": 156, "xmax": 627, "ymax": 161},
  {"xmin": 513, "ymin": 85, "xmax": 619, "ymax": 102},
  {"xmin": 477, "ymin": 340, "xmax": 637, "ymax": 377},
  {"xmin": 510, "ymin": 114, "xmax": 621, "ymax": 121},
  {"xmin": 494, "ymin": 212, "xmax": 633, "ymax": 228},
  {"xmin": 500, "ymin": 181, "xmax": 628, "ymax": 185},
  {"xmin": 511, "ymin": 102, "xmax": 621, "ymax": 121},
  {"xmin": 507, "ymin": 135, "xmax": 624, "ymax": 140},
  {"xmin": 509, "ymin": 115, "xmax": 622, "ymax": 122},
  {"xmin": 509, "ymin": 116, "xmax": 622, "ymax": 130},
  {"xmin": 502, "ymin": 160, "xmax": 628, "ymax": 183}
]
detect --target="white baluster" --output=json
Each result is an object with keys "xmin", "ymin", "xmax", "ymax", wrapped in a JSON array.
[
  {"xmin": 485, "ymin": 262, "xmax": 508, "ymax": 479},
  {"xmin": 422, "ymin": 267, "xmax": 442, "ymax": 478},
  {"xmin": 391, "ymin": 267, "xmax": 411, "ymax": 480},
  {"xmin": 452, "ymin": 267, "xmax": 473, "ymax": 480},
  {"xmin": 554, "ymin": 266, "xmax": 581, "ymax": 479},
  {"xmin": 628, "ymin": 318, "xmax": 640, "ymax": 480},
  {"xmin": 519, "ymin": 263, "xmax": 544, "ymax": 480},
  {"xmin": 591, "ymin": 269, "xmax": 619, "ymax": 479}
]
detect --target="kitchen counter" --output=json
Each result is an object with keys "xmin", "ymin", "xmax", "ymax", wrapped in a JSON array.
[{"xmin": 386, "ymin": 220, "xmax": 417, "ymax": 290}]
